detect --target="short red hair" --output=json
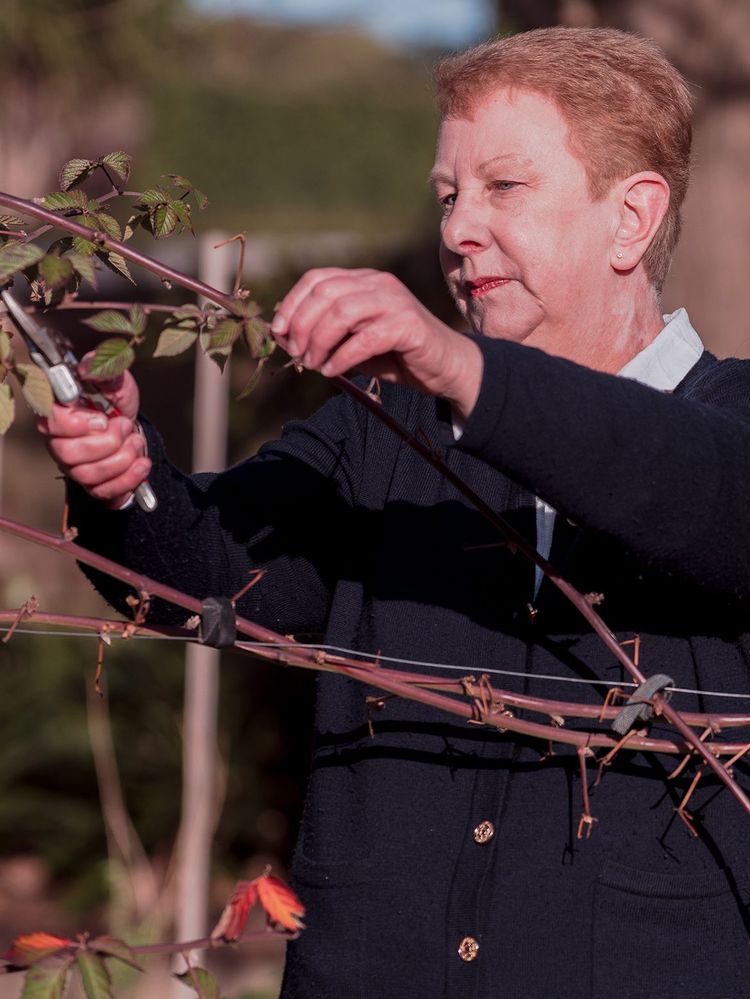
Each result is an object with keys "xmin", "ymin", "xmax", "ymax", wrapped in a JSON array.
[{"xmin": 434, "ymin": 27, "xmax": 693, "ymax": 290}]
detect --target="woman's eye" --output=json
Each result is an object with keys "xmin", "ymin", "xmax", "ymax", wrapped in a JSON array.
[{"xmin": 439, "ymin": 193, "xmax": 457, "ymax": 215}]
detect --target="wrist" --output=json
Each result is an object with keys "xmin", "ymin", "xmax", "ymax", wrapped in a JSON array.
[{"xmin": 442, "ymin": 335, "xmax": 483, "ymax": 423}]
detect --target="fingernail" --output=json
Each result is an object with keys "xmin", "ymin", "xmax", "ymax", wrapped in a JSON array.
[
  {"xmin": 88, "ymin": 415, "xmax": 108, "ymax": 431},
  {"xmin": 321, "ymin": 363, "xmax": 332, "ymax": 376},
  {"xmin": 271, "ymin": 313, "xmax": 286, "ymax": 335}
]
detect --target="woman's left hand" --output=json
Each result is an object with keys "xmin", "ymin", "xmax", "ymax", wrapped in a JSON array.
[{"xmin": 271, "ymin": 267, "xmax": 482, "ymax": 421}]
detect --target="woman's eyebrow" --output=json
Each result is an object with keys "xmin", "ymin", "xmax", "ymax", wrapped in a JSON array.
[
  {"xmin": 476, "ymin": 153, "xmax": 533, "ymax": 175},
  {"xmin": 428, "ymin": 153, "xmax": 533, "ymax": 188}
]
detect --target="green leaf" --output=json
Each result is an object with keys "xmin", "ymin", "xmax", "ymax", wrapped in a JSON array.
[
  {"xmin": 153, "ymin": 327, "xmax": 198, "ymax": 358},
  {"xmin": 101, "ymin": 151, "xmax": 132, "ymax": 185},
  {"xmin": 20, "ymin": 958, "xmax": 71, "ymax": 999},
  {"xmin": 88, "ymin": 338, "xmax": 135, "ymax": 378},
  {"xmin": 40, "ymin": 190, "xmax": 88, "ymax": 212},
  {"xmin": 71, "ymin": 214, "xmax": 98, "ymax": 256},
  {"xmin": 136, "ymin": 187, "xmax": 170, "ymax": 208},
  {"xmin": 205, "ymin": 347, "xmax": 230, "ymax": 373},
  {"xmin": 207, "ymin": 317, "xmax": 242, "ymax": 351},
  {"xmin": 171, "ymin": 304, "xmax": 203, "ymax": 321},
  {"xmin": 243, "ymin": 316, "xmax": 273, "ymax": 357},
  {"xmin": 59, "ymin": 158, "xmax": 96, "ymax": 191},
  {"xmin": 64, "ymin": 250, "xmax": 97, "ymax": 286},
  {"xmin": 123, "ymin": 214, "xmax": 145, "ymax": 241},
  {"xmin": 84, "ymin": 310, "xmax": 135, "ymax": 334},
  {"xmin": 151, "ymin": 202, "xmax": 178, "ymax": 239},
  {"xmin": 129, "ymin": 304, "xmax": 146, "ymax": 336},
  {"xmin": 0, "ymin": 382, "xmax": 15, "ymax": 434},
  {"xmin": 76, "ymin": 952, "xmax": 112, "ymax": 999},
  {"xmin": 39, "ymin": 254, "xmax": 74, "ymax": 291},
  {"xmin": 0, "ymin": 242, "xmax": 45, "ymax": 283},
  {"xmin": 174, "ymin": 966, "xmax": 220, "ymax": 999},
  {"xmin": 16, "ymin": 363, "xmax": 54, "ymax": 417},
  {"xmin": 88, "ymin": 937, "xmax": 143, "ymax": 973},
  {"xmin": 0, "ymin": 214, "xmax": 26, "ymax": 228},
  {"xmin": 72, "ymin": 237, "xmax": 96, "ymax": 257},
  {"xmin": 165, "ymin": 173, "xmax": 194, "ymax": 189},
  {"xmin": 171, "ymin": 200, "xmax": 194, "ymax": 234},
  {"xmin": 237, "ymin": 357, "xmax": 269, "ymax": 399},
  {"xmin": 98, "ymin": 250, "xmax": 134, "ymax": 284},
  {"xmin": 90, "ymin": 213, "xmax": 122, "ymax": 242},
  {"xmin": 230, "ymin": 297, "xmax": 262, "ymax": 319},
  {"xmin": 193, "ymin": 188, "xmax": 209, "ymax": 211}
]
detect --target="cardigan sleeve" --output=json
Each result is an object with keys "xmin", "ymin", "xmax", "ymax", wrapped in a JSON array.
[
  {"xmin": 454, "ymin": 337, "xmax": 750, "ymax": 602},
  {"xmin": 69, "ymin": 386, "xmax": 368, "ymax": 633}
]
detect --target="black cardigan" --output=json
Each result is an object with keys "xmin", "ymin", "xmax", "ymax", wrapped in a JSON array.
[{"xmin": 72, "ymin": 337, "xmax": 750, "ymax": 999}]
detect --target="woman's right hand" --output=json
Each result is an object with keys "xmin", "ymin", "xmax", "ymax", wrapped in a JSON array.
[{"xmin": 36, "ymin": 364, "xmax": 150, "ymax": 510}]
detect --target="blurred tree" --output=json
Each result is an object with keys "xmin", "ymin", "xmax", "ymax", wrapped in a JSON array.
[{"xmin": 0, "ymin": 0, "xmax": 182, "ymax": 195}]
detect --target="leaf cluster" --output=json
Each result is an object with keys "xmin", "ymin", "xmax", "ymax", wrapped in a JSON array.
[
  {"xmin": 126, "ymin": 175, "xmax": 207, "ymax": 241},
  {"xmin": 0, "ymin": 150, "xmax": 274, "ymax": 436},
  {"xmin": 3, "ymin": 931, "xmax": 142, "ymax": 999},
  {"xmin": 2, "ymin": 869, "xmax": 305, "ymax": 998},
  {"xmin": 154, "ymin": 297, "xmax": 275, "ymax": 386},
  {"xmin": 0, "ymin": 322, "xmax": 55, "ymax": 430}
]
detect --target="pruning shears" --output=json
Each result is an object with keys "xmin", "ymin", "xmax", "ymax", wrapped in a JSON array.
[{"xmin": 1, "ymin": 289, "xmax": 157, "ymax": 512}]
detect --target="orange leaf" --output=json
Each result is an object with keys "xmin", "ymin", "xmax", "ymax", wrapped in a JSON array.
[
  {"xmin": 4, "ymin": 931, "xmax": 73, "ymax": 966},
  {"xmin": 256, "ymin": 873, "xmax": 305, "ymax": 931},
  {"xmin": 210, "ymin": 880, "xmax": 258, "ymax": 942}
]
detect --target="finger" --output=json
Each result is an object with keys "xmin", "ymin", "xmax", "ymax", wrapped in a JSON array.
[
  {"xmin": 69, "ymin": 443, "xmax": 150, "ymax": 492},
  {"xmin": 318, "ymin": 325, "xmax": 400, "ymax": 380},
  {"xmin": 87, "ymin": 456, "xmax": 153, "ymax": 506},
  {"xmin": 38, "ymin": 404, "xmax": 112, "ymax": 439},
  {"xmin": 49, "ymin": 420, "xmax": 144, "ymax": 470},
  {"xmin": 271, "ymin": 268, "xmax": 376, "ymax": 351},
  {"xmin": 288, "ymin": 283, "xmax": 381, "ymax": 369}
]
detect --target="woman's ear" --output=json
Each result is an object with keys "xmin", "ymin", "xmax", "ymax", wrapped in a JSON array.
[{"xmin": 611, "ymin": 172, "xmax": 670, "ymax": 272}]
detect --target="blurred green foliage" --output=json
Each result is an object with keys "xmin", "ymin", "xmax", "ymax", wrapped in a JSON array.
[
  {"xmin": 141, "ymin": 86, "xmax": 438, "ymax": 235},
  {"xmin": 0, "ymin": 0, "xmax": 464, "ymax": 934},
  {"xmin": 135, "ymin": 13, "xmax": 440, "ymax": 235},
  {"xmin": 0, "ymin": 631, "xmax": 313, "ymax": 900}
]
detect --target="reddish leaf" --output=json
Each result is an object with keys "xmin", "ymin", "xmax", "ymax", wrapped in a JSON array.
[
  {"xmin": 210, "ymin": 880, "xmax": 258, "ymax": 942},
  {"xmin": 5, "ymin": 932, "xmax": 72, "ymax": 966},
  {"xmin": 256, "ymin": 873, "xmax": 305, "ymax": 931}
]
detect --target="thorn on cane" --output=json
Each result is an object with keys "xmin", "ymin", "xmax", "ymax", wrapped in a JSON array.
[
  {"xmin": 675, "ymin": 767, "xmax": 704, "ymax": 838},
  {"xmin": 2, "ymin": 595, "xmax": 39, "ymax": 644},
  {"xmin": 230, "ymin": 568, "xmax": 265, "ymax": 606},
  {"xmin": 576, "ymin": 745, "xmax": 597, "ymax": 840},
  {"xmin": 365, "ymin": 377, "xmax": 382, "ymax": 403},
  {"xmin": 598, "ymin": 686, "xmax": 626, "ymax": 723},
  {"xmin": 365, "ymin": 693, "xmax": 392, "ymax": 738}
]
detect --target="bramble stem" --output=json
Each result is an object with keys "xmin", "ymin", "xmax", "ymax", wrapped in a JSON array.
[{"xmin": 1, "ymin": 189, "xmax": 749, "ymax": 818}]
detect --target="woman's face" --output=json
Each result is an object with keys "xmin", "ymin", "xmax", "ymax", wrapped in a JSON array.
[{"xmin": 432, "ymin": 88, "xmax": 623, "ymax": 352}]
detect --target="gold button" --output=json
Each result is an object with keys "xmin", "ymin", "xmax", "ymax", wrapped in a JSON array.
[
  {"xmin": 473, "ymin": 820, "xmax": 495, "ymax": 844},
  {"xmin": 458, "ymin": 936, "xmax": 480, "ymax": 962}
]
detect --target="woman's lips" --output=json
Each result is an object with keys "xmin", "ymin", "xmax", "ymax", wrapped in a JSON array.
[{"xmin": 466, "ymin": 277, "xmax": 511, "ymax": 298}]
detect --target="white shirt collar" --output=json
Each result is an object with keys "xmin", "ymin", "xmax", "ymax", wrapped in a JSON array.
[{"xmin": 617, "ymin": 307, "xmax": 704, "ymax": 391}]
